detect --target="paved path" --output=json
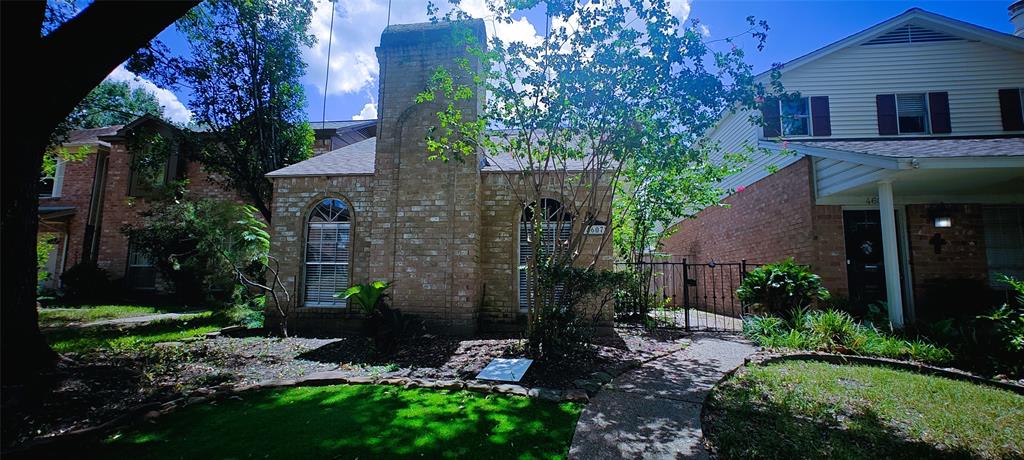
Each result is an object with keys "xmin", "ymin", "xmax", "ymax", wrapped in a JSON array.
[
  {"xmin": 569, "ymin": 332, "xmax": 755, "ymax": 460},
  {"xmin": 81, "ymin": 312, "xmax": 207, "ymax": 328}
]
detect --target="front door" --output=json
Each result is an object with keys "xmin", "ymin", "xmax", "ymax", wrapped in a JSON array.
[{"xmin": 844, "ymin": 210, "xmax": 887, "ymax": 310}]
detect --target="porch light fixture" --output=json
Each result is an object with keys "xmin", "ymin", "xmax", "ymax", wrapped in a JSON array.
[
  {"xmin": 928, "ymin": 203, "xmax": 953, "ymax": 228},
  {"xmin": 934, "ymin": 216, "xmax": 952, "ymax": 228}
]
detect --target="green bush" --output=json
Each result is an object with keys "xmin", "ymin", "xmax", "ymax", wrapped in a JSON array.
[
  {"xmin": 60, "ymin": 262, "xmax": 116, "ymax": 304},
  {"xmin": 737, "ymin": 259, "xmax": 830, "ymax": 316},
  {"xmin": 743, "ymin": 309, "xmax": 953, "ymax": 365}
]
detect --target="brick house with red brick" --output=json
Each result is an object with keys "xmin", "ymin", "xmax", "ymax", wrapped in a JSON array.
[
  {"xmin": 265, "ymin": 20, "xmax": 614, "ymax": 335},
  {"xmin": 38, "ymin": 115, "xmax": 376, "ymax": 294},
  {"xmin": 662, "ymin": 9, "xmax": 1024, "ymax": 327}
]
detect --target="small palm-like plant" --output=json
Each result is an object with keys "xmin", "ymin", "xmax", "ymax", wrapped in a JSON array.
[{"xmin": 337, "ymin": 281, "xmax": 392, "ymax": 317}]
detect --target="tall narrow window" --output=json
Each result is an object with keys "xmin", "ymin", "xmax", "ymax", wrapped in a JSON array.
[
  {"xmin": 518, "ymin": 199, "xmax": 572, "ymax": 312},
  {"xmin": 127, "ymin": 241, "xmax": 157, "ymax": 290},
  {"xmin": 40, "ymin": 159, "xmax": 65, "ymax": 198},
  {"xmin": 304, "ymin": 198, "xmax": 351, "ymax": 307},
  {"xmin": 983, "ymin": 206, "xmax": 1024, "ymax": 287}
]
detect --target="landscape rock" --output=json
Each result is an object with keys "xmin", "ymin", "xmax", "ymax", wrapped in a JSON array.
[
  {"xmin": 573, "ymin": 379, "xmax": 601, "ymax": 393},
  {"xmin": 494, "ymin": 384, "xmax": 529, "ymax": 396},
  {"xmin": 464, "ymin": 382, "xmax": 494, "ymax": 393},
  {"xmin": 563, "ymin": 389, "xmax": 590, "ymax": 403},
  {"xmin": 299, "ymin": 371, "xmax": 350, "ymax": 385},
  {"xmin": 345, "ymin": 376, "xmax": 378, "ymax": 385},
  {"xmin": 528, "ymin": 387, "xmax": 563, "ymax": 401},
  {"xmin": 153, "ymin": 341, "xmax": 185, "ymax": 349},
  {"xmin": 591, "ymin": 371, "xmax": 614, "ymax": 383}
]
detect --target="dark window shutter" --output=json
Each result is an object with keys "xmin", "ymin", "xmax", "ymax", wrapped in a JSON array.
[
  {"xmin": 760, "ymin": 99, "xmax": 781, "ymax": 138},
  {"xmin": 876, "ymin": 94, "xmax": 898, "ymax": 135},
  {"xmin": 999, "ymin": 89, "xmax": 1024, "ymax": 131},
  {"xmin": 127, "ymin": 153, "xmax": 139, "ymax": 196},
  {"xmin": 810, "ymin": 96, "xmax": 831, "ymax": 137},
  {"xmin": 928, "ymin": 92, "xmax": 951, "ymax": 134}
]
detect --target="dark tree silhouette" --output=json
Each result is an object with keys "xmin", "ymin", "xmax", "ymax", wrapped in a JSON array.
[{"xmin": 1, "ymin": 1, "xmax": 199, "ymax": 383}]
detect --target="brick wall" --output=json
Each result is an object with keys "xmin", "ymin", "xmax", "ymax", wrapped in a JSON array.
[
  {"xmin": 661, "ymin": 157, "xmax": 848, "ymax": 297},
  {"xmin": 40, "ymin": 147, "xmax": 104, "ymax": 275},
  {"xmin": 478, "ymin": 174, "xmax": 615, "ymax": 329},
  {"xmin": 905, "ymin": 203, "xmax": 990, "ymax": 319},
  {"xmin": 267, "ymin": 175, "xmax": 375, "ymax": 334}
]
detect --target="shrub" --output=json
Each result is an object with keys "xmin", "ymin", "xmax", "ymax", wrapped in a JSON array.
[
  {"xmin": 737, "ymin": 259, "xmax": 830, "ymax": 316},
  {"xmin": 979, "ymin": 275, "xmax": 1024, "ymax": 353},
  {"xmin": 60, "ymin": 262, "xmax": 115, "ymax": 304},
  {"xmin": 340, "ymin": 281, "xmax": 423, "ymax": 354},
  {"xmin": 743, "ymin": 308, "xmax": 952, "ymax": 366}
]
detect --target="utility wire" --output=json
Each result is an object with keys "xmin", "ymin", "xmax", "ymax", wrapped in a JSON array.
[{"xmin": 321, "ymin": 0, "xmax": 337, "ymax": 129}]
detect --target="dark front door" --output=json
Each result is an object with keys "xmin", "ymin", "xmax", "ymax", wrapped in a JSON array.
[{"xmin": 844, "ymin": 210, "xmax": 887, "ymax": 310}]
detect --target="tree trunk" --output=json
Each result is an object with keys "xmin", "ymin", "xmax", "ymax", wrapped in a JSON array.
[{"xmin": 1, "ymin": 0, "xmax": 199, "ymax": 384}]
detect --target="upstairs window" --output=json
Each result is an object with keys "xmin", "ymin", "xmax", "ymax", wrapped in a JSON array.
[
  {"xmin": 876, "ymin": 92, "xmax": 950, "ymax": 135},
  {"xmin": 781, "ymin": 97, "xmax": 811, "ymax": 136},
  {"xmin": 760, "ymin": 95, "xmax": 831, "ymax": 138},
  {"xmin": 998, "ymin": 88, "xmax": 1024, "ymax": 131},
  {"xmin": 896, "ymin": 93, "xmax": 928, "ymax": 133}
]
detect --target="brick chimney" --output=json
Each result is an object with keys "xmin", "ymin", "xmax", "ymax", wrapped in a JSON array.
[
  {"xmin": 369, "ymin": 20, "xmax": 487, "ymax": 334},
  {"xmin": 1011, "ymin": 0, "xmax": 1024, "ymax": 37}
]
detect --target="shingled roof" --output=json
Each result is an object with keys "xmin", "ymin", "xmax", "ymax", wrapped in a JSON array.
[
  {"xmin": 266, "ymin": 137, "xmax": 596, "ymax": 178},
  {"xmin": 787, "ymin": 137, "xmax": 1024, "ymax": 159}
]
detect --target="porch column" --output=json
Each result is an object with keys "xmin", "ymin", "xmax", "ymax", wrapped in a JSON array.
[{"xmin": 877, "ymin": 181, "xmax": 904, "ymax": 328}]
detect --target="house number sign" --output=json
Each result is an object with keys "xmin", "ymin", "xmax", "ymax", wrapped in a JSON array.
[{"xmin": 585, "ymin": 225, "xmax": 606, "ymax": 235}]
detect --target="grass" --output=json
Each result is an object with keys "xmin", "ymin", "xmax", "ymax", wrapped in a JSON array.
[
  {"xmin": 705, "ymin": 360, "xmax": 1024, "ymax": 460},
  {"xmin": 743, "ymin": 309, "xmax": 953, "ymax": 365},
  {"xmin": 99, "ymin": 384, "xmax": 582, "ymax": 459},
  {"xmin": 38, "ymin": 304, "xmax": 202, "ymax": 328},
  {"xmin": 43, "ymin": 312, "xmax": 228, "ymax": 353}
]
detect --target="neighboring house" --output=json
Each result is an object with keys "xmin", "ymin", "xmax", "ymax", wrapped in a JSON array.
[
  {"xmin": 265, "ymin": 20, "xmax": 614, "ymax": 336},
  {"xmin": 38, "ymin": 115, "xmax": 377, "ymax": 293},
  {"xmin": 662, "ymin": 8, "xmax": 1024, "ymax": 327}
]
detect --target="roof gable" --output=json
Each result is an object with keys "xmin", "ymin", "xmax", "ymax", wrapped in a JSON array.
[{"xmin": 760, "ymin": 8, "xmax": 1024, "ymax": 79}]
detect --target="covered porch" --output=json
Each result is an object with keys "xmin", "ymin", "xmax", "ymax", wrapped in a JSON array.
[{"xmin": 768, "ymin": 137, "xmax": 1024, "ymax": 327}]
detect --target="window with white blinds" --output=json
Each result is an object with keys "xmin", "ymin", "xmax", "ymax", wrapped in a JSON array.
[
  {"xmin": 304, "ymin": 198, "xmax": 352, "ymax": 307},
  {"xmin": 896, "ymin": 93, "xmax": 928, "ymax": 134},
  {"xmin": 518, "ymin": 200, "xmax": 572, "ymax": 312},
  {"xmin": 983, "ymin": 206, "xmax": 1024, "ymax": 287}
]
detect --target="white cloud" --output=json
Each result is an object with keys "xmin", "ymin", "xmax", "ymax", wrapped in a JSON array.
[
  {"xmin": 304, "ymin": 0, "xmax": 545, "ymax": 99},
  {"xmin": 107, "ymin": 65, "xmax": 192, "ymax": 124},
  {"xmin": 352, "ymin": 101, "xmax": 378, "ymax": 120},
  {"xmin": 699, "ymin": 23, "xmax": 711, "ymax": 37}
]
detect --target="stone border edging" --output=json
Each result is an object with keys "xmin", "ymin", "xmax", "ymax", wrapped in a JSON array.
[{"xmin": 745, "ymin": 351, "xmax": 1024, "ymax": 395}]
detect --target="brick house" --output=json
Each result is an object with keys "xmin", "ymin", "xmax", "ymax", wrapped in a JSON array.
[
  {"xmin": 662, "ymin": 8, "xmax": 1024, "ymax": 327},
  {"xmin": 38, "ymin": 115, "xmax": 376, "ymax": 293},
  {"xmin": 265, "ymin": 20, "xmax": 614, "ymax": 335}
]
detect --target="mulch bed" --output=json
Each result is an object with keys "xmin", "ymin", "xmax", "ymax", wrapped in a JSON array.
[{"xmin": 2, "ymin": 327, "xmax": 687, "ymax": 450}]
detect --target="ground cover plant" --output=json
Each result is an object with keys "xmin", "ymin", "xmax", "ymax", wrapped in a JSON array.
[
  {"xmin": 704, "ymin": 361, "xmax": 1024, "ymax": 459},
  {"xmin": 99, "ymin": 384, "xmax": 582, "ymax": 459},
  {"xmin": 737, "ymin": 259, "xmax": 831, "ymax": 316},
  {"xmin": 743, "ymin": 309, "xmax": 952, "ymax": 365}
]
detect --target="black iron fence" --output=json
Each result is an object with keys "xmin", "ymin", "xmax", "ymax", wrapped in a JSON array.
[{"xmin": 618, "ymin": 259, "xmax": 761, "ymax": 332}]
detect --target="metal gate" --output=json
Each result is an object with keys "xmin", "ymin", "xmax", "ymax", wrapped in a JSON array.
[{"xmin": 618, "ymin": 259, "xmax": 760, "ymax": 332}]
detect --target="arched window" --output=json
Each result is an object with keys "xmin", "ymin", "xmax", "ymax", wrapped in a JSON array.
[
  {"xmin": 519, "ymin": 199, "xmax": 572, "ymax": 312},
  {"xmin": 304, "ymin": 198, "xmax": 351, "ymax": 307}
]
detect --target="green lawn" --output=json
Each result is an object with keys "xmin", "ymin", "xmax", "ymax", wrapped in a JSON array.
[
  {"xmin": 705, "ymin": 360, "xmax": 1024, "ymax": 460},
  {"xmin": 38, "ymin": 305, "xmax": 201, "ymax": 328},
  {"xmin": 100, "ymin": 384, "xmax": 582, "ymax": 459},
  {"xmin": 43, "ymin": 312, "xmax": 227, "ymax": 353}
]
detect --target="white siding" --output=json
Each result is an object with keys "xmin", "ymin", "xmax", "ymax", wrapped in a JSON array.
[
  {"xmin": 813, "ymin": 157, "xmax": 885, "ymax": 197},
  {"xmin": 777, "ymin": 38, "xmax": 1024, "ymax": 138},
  {"xmin": 705, "ymin": 30, "xmax": 1024, "ymax": 192}
]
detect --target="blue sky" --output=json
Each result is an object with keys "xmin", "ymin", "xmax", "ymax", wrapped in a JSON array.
[{"xmin": 121, "ymin": 1, "xmax": 1019, "ymax": 124}]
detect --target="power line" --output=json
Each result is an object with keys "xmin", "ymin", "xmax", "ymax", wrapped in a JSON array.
[{"xmin": 321, "ymin": 0, "xmax": 337, "ymax": 129}]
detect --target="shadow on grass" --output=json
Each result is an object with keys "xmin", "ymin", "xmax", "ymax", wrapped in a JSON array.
[
  {"xmin": 704, "ymin": 375, "xmax": 987, "ymax": 460},
  {"xmin": 43, "ymin": 314, "xmax": 229, "ymax": 354},
  {"xmin": 94, "ymin": 385, "xmax": 580, "ymax": 459}
]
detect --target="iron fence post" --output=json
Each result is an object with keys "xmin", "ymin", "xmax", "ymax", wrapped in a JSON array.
[
  {"xmin": 682, "ymin": 258, "xmax": 690, "ymax": 332},
  {"xmin": 740, "ymin": 259, "xmax": 748, "ymax": 317}
]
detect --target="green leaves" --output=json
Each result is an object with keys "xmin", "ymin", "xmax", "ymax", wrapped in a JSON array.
[{"xmin": 338, "ymin": 281, "xmax": 393, "ymax": 317}]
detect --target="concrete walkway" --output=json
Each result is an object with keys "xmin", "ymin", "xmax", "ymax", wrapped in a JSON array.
[{"xmin": 569, "ymin": 332, "xmax": 755, "ymax": 460}]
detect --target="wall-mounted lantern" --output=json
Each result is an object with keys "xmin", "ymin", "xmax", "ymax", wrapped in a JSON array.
[{"xmin": 928, "ymin": 203, "xmax": 953, "ymax": 228}]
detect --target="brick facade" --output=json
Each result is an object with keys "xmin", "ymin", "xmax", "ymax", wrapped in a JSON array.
[
  {"xmin": 267, "ymin": 21, "xmax": 614, "ymax": 335},
  {"xmin": 661, "ymin": 157, "xmax": 849, "ymax": 297}
]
